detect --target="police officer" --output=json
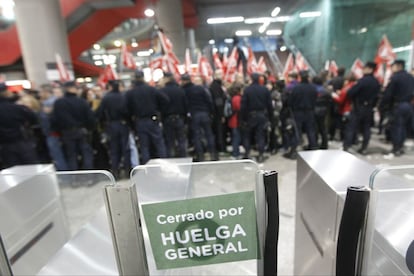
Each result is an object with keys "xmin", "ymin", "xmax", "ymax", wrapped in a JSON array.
[
  {"xmin": 160, "ymin": 72, "xmax": 188, "ymax": 157},
  {"xmin": 0, "ymin": 83, "xmax": 39, "ymax": 168},
  {"xmin": 125, "ymin": 70, "xmax": 169, "ymax": 164},
  {"xmin": 343, "ymin": 61, "xmax": 380, "ymax": 154},
  {"xmin": 209, "ymin": 70, "xmax": 227, "ymax": 153},
  {"xmin": 51, "ymin": 81, "xmax": 95, "ymax": 170},
  {"xmin": 383, "ymin": 59, "xmax": 414, "ymax": 156},
  {"xmin": 313, "ymin": 76, "xmax": 331, "ymax": 149},
  {"xmin": 182, "ymin": 74, "xmax": 217, "ymax": 162},
  {"xmin": 240, "ymin": 73, "xmax": 273, "ymax": 163},
  {"xmin": 95, "ymin": 80, "xmax": 130, "ymax": 178},
  {"xmin": 285, "ymin": 70, "xmax": 318, "ymax": 159}
]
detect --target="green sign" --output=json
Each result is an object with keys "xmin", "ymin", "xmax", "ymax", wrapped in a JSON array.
[{"xmin": 141, "ymin": 191, "xmax": 259, "ymax": 270}]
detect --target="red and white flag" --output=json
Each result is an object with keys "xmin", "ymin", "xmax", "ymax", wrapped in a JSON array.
[
  {"xmin": 247, "ymin": 47, "xmax": 257, "ymax": 75},
  {"xmin": 329, "ymin": 60, "xmax": 338, "ymax": 77},
  {"xmin": 257, "ymin": 56, "xmax": 267, "ymax": 73},
  {"xmin": 283, "ymin": 53, "xmax": 295, "ymax": 82},
  {"xmin": 158, "ymin": 31, "xmax": 174, "ymax": 54},
  {"xmin": 351, "ymin": 58, "xmax": 364, "ymax": 79},
  {"xmin": 374, "ymin": 63, "xmax": 385, "ymax": 84},
  {"xmin": 375, "ymin": 35, "xmax": 396, "ymax": 66},
  {"xmin": 213, "ymin": 52, "xmax": 223, "ymax": 71},
  {"xmin": 295, "ymin": 51, "xmax": 309, "ymax": 72},
  {"xmin": 149, "ymin": 56, "xmax": 165, "ymax": 71},
  {"xmin": 55, "ymin": 53, "xmax": 71, "ymax": 82},
  {"xmin": 198, "ymin": 53, "xmax": 213, "ymax": 83},
  {"xmin": 224, "ymin": 47, "xmax": 239, "ymax": 83},
  {"xmin": 97, "ymin": 64, "xmax": 118, "ymax": 87},
  {"xmin": 121, "ymin": 43, "xmax": 136, "ymax": 70},
  {"xmin": 185, "ymin": 48, "xmax": 192, "ymax": 73},
  {"xmin": 222, "ymin": 51, "xmax": 229, "ymax": 74}
]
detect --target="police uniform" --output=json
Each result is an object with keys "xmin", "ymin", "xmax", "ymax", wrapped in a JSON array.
[
  {"xmin": 287, "ymin": 72, "xmax": 318, "ymax": 153},
  {"xmin": 209, "ymin": 78, "xmax": 227, "ymax": 152},
  {"xmin": 160, "ymin": 75, "xmax": 188, "ymax": 157},
  {"xmin": 0, "ymin": 83, "xmax": 39, "ymax": 168},
  {"xmin": 95, "ymin": 80, "xmax": 130, "ymax": 177},
  {"xmin": 240, "ymin": 74, "xmax": 273, "ymax": 162},
  {"xmin": 383, "ymin": 60, "xmax": 414, "ymax": 155},
  {"xmin": 183, "ymin": 80, "xmax": 216, "ymax": 161},
  {"xmin": 343, "ymin": 65, "xmax": 380, "ymax": 154},
  {"xmin": 125, "ymin": 72, "xmax": 169, "ymax": 164},
  {"xmin": 51, "ymin": 82, "xmax": 96, "ymax": 170}
]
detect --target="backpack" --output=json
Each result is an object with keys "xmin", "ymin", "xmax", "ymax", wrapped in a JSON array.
[{"xmin": 223, "ymin": 98, "xmax": 234, "ymax": 118}]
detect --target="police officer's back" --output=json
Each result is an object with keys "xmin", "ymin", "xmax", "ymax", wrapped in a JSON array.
[
  {"xmin": 0, "ymin": 83, "xmax": 39, "ymax": 168},
  {"xmin": 160, "ymin": 73, "xmax": 188, "ymax": 157},
  {"xmin": 52, "ymin": 81, "xmax": 95, "ymax": 170},
  {"xmin": 125, "ymin": 71, "xmax": 169, "ymax": 164}
]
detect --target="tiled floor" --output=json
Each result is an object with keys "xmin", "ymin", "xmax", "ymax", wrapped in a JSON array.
[{"xmin": 60, "ymin": 132, "xmax": 414, "ymax": 275}]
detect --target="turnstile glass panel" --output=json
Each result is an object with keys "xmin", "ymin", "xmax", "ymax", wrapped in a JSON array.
[
  {"xmin": 365, "ymin": 166, "xmax": 414, "ymax": 275},
  {"xmin": 130, "ymin": 160, "xmax": 265, "ymax": 275}
]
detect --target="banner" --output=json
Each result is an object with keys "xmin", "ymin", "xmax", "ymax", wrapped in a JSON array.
[{"xmin": 142, "ymin": 191, "xmax": 259, "ymax": 270}]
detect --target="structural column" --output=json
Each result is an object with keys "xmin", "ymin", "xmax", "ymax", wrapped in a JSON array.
[
  {"xmin": 155, "ymin": 0, "xmax": 186, "ymax": 62},
  {"xmin": 186, "ymin": 28, "xmax": 197, "ymax": 61},
  {"xmin": 14, "ymin": 0, "xmax": 72, "ymax": 86}
]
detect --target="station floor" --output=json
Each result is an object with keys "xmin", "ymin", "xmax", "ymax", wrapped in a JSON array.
[{"xmin": 59, "ymin": 132, "xmax": 414, "ymax": 275}]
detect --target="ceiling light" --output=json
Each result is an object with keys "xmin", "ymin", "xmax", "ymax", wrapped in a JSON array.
[
  {"xmin": 274, "ymin": 16, "xmax": 291, "ymax": 22},
  {"xmin": 357, "ymin": 27, "xmax": 368, "ymax": 34},
  {"xmin": 299, "ymin": 11, "xmax": 322, "ymax": 18},
  {"xmin": 94, "ymin": 60, "xmax": 103, "ymax": 66},
  {"xmin": 207, "ymin": 16, "xmax": 244, "ymax": 24},
  {"xmin": 259, "ymin": 22, "xmax": 270, "ymax": 34},
  {"xmin": 393, "ymin": 45, "xmax": 411, "ymax": 53},
  {"xmin": 92, "ymin": 55, "xmax": 102, "ymax": 60},
  {"xmin": 1, "ymin": 0, "xmax": 15, "ymax": 20},
  {"xmin": 76, "ymin": 78, "xmax": 85, "ymax": 83},
  {"xmin": 209, "ymin": 39, "xmax": 215, "ymax": 45},
  {"xmin": 235, "ymin": 30, "xmax": 252, "ymax": 37},
  {"xmin": 224, "ymin": 38, "xmax": 234, "ymax": 44},
  {"xmin": 144, "ymin": 8, "xmax": 155, "ymax": 17},
  {"xmin": 212, "ymin": 47, "xmax": 218, "ymax": 53},
  {"xmin": 245, "ymin": 16, "xmax": 291, "ymax": 24},
  {"xmin": 280, "ymin": 46, "xmax": 287, "ymax": 52},
  {"xmin": 271, "ymin": 7, "xmax": 281, "ymax": 17},
  {"xmin": 131, "ymin": 41, "xmax": 138, "ymax": 48},
  {"xmin": 93, "ymin": 44, "xmax": 101, "ymax": 50},
  {"xmin": 137, "ymin": 50, "xmax": 152, "ymax": 57},
  {"xmin": 84, "ymin": 77, "xmax": 92, "ymax": 82},
  {"xmin": 113, "ymin": 40, "xmax": 122, "ymax": 47},
  {"xmin": 266, "ymin": 29, "xmax": 282, "ymax": 36}
]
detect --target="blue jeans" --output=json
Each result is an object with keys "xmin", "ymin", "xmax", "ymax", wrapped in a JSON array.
[
  {"xmin": 391, "ymin": 102, "xmax": 413, "ymax": 151},
  {"xmin": 243, "ymin": 112, "xmax": 268, "ymax": 156},
  {"xmin": 46, "ymin": 136, "xmax": 68, "ymax": 171},
  {"xmin": 191, "ymin": 112, "xmax": 215, "ymax": 156},
  {"xmin": 135, "ymin": 118, "xmax": 167, "ymax": 164},
  {"xmin": 231, "ymin": 128, "xmax": 241, "ymax": 157},
  {"xmin": 164, "ymin": 115, "xmax": 187, "ymax": 157},
  {"xmin": 61, "ymin": 129, "xmax": 93, "ymax": 170},
  {"xmin": 106, "ymin": 121, "xmax": 130, "ymax": 172}
]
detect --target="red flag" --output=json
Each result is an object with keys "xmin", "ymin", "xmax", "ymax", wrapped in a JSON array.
[
  {"xmin": 257, "ymin": 56, "xmax": 267, "ymax": 73},
  {"xmin": 374, "ymin": 63, "xmax": 385, "ymax": 84},
  {"xmin": 198, "ymin": 53, "xmax": 213, "ymax": 83},
  {"xmin": 295, "ymin": 51, "xmax": 309, "ymax": 72},
  {"xmin": 329, "ymin": 60, "xmax": 338, "ymax": 77},
  {"xmin": 222, "ymin": 51, "xmax": 228, "ymax": 74},
  {"xmin": 224, "ymin": 47, "xmax": 239, "ymax": 83},
  {"xmin": 247, "ymin": 47, "xmax": 257, "ymax": 75},
  {"xmin": 97, "ymin": 64, "xmax": 118, "ymax": 87},
  {"xmin": 158, "ymin": 31, "xmax": 174, "ymax": 54},
  {"xmin": 121, "ymin": 43, "xmax": 136, "ymax": 70},
  {"xmin": 283, "ymin": 53, "xmax": 295, "ymax": 82},
  {"xmin": 55, "ymin": 53, "xmax": 71, "ymax": 82},
  {"xmin": 213, "ymin": 52, "xmax": 223, "ymax": 71},
  {"xmin": 149, "ymin": 56, "xmax": 164, "ymax": 71},
  {"xmin": 164, "ymin": 55, "xmax": 181, "ymax": 81},
  {"xmin": 185, "ymin": 48, "xmax": 192, "ymax": 73},
  {"xmin": 351, "ymin": 58, "xmax": 364, "ymax": 79},
  {"xmin": 375, "ymin": 35, "xmax": 396, "ymax": 65}
]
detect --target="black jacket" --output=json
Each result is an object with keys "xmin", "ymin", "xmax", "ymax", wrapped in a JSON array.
[
  {"xmin": 51, "ymin": 92, "xmax": 95, "ymax": 131},
  {"xmin": 95, "ymin": 90, "xmax": 128, "ymax": 122},
  {"xmin": 183, "ymin": 82, "xmax": 213, "ymax": 114},
  {"xmin": 288, "ymin": 81, "xmax": 318, "ymax": 112},
  {"xmin": 347, "ymin": 74, "xmax": 380, "ymax": 110},
  {"xmin": 240, "ymin": 82, "xmax": 273, "ymax": 120},
  {"xmin": 209, "ymin": 79, "xmax": 226, "ymax": 117},
  {"xmin": 383, "ymin": 70, "xmax": 414, "ymax": 104},
  {"xmin": 160, "ymin": 81, "xmax": 187, "ymax": 116},
  {"xmin": 125, "ymin": 81, "xmax": 169, "ymax": 119},
  {"xmin": 0, "ymin": 97, "xmax": 38, "ymax": 143}
]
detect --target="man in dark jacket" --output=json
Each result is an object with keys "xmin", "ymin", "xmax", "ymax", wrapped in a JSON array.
[
  {"xmin": 0, "ymin": 83, "xmax": 39, "ymax": 168},
  {"xmin": 160, "ymin": 72, "xmax": 188, "ymax": 157},
  {"xmin": 343, "ymin": 61, "xmax": 380, "ymax": 154},
  {"xmin": 95, "ymin": 80, "xmax": 130, "ymax": 177},
  {"xmin": 209, "ymin": 70, "xmax": 227, "ymax": 153},
  {"xmin": 183, "ymin": 74, "xmax": 217, "ymax": 161},
  {"xmin": 285, "ymin": 70, "xmax": 318, "ymax": 159},
  {"xmin": 383, "ymin": 59, "xmax": 414, "ymax": 156},
  {"xmin": 313, "ymin": 76, "xmax": 331, "ymax": 149},
  {"xmin": 125, "ymin": 71, "xmax": 169, "ymax": 164},
  {"xmin": 240, "ymin": 73, "xmax": 273, "ymax": 163},
  {"xmin": 51, "ymin": 81, "xmax": 95, "ymax": 170}
]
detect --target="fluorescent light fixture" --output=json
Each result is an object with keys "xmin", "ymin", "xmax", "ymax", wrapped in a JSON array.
[
  {"xmin": 131, "ymin": 41, "xmax": 138, "ymax": 48},
  {"xmin": 207, "ymin": 16, "xmax": 244, "ymax": 24},
  {"xmin": 76, "ymin": 78, "xmax": 85, "ymax": 83},
  {"xmin": 358, "ymin": 27, "xmax": 368, "ymax": 34},
  {"xmin": 5, "ymin": 80, "xmax": 31, "ymax": 89},
  {"xmin": 224, "ymin": 38, "xmax": 234, "ymax": 44},
  {"xmin": 299, "ymin": 11, "xmax": 322, "ymax": 18},
  {"xmin": 393, "ymin": 45, "xmax": 411, "ymax": 53},
  {"xmin": 271, "ymin": 7, "xmax": 281, "ymax": 17},
  {"xmin": 92, "ymin": 55, "xmax": 101, "ymax": 60},
  {"xmin": 144, "ymin": 8, "xmax": 155, "ymax": 17},
  {"xmin": 94, "ymin": 60, "xmax": 103, "ymax": 66},
  {"xmin": 259, "ymin": 22, "xmax": 270, "ymax": 34},
  {"xmin": 93, "ymin": 44, "xmax": 101, "ymax": 50},
  {"xmin": 266, "ymin": 29, "xmax": 282, "ymax": 36},
  {"xmin": 113, "ymin": 40, "xmax": 122, "ymax": 47},
  {"xmin": 84, "ymin": 77, "xmax": 92, "ymax": 82},
  {"xmin": 212, "ymin": 47, "xmax": 218, "ymax": 53},
  {"xmin": 245, "ymin": 16, "xmax": 291, "ymax": 24},
  {"xmin": 137, "ymin": 50, "xmax": 152, "ymax": 57},
  {"xmin": 280, "ymin": 46, "xmax": 287, "ymax": 52},
  {"xmin": 275, "ymin": 16, "xmax": 291, "ymax": 22},
  {"xmin": 209, "ymin": 39, "xmax": 215, "ymax": 45},
  {"xmin": 235, "ymin": 30, "xmax": 252, "ymax": 36}
]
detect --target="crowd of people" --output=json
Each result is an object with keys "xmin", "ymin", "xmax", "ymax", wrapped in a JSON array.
[{"xmin": 1, "ymin": 58, "xmax": 414, "ymax": 177}]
